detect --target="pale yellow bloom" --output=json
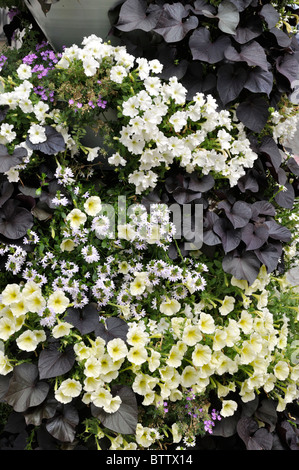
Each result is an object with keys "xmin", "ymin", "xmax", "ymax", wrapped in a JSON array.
[
  {"xmin": 60, "ymin": 378, "xmax": 82, "ymax": 398},
  {"xmin": 66, "ymin": 208, "xmax": 87, "ymax": 229},
  {"xmin": 107, "ymin": 337, "xmax": 128, "ymax": 361},
  {"xmin": 220, "ymin": 399, "xmax": 238, "ymax": 417},
  {"xmin": 219, "ymin": 295, "xmax": 235, "ymax": 315},
  {"xmin": 52, "ymin": 321, "xmax": 73, "ymax": 338},
  {"xmin": 0, "ymin": 317, "xmax": 16, "ymax": 340},
  {"xmin": 192, "ymin": 344, "xmax": 212, "ymax": 367},
  {"xmin": 83, "ymin": 196, "xmax": 102, "ymax": 216},
  {"xmin": 182, "ymin": 323, "xmax": 202, "ymax": 346},
  {"xmin": 16, "ymin": 330, "xmax": 39, "ymax": 352},
  {"xmin": 60, "ymin": 238, "xmax": 77, "ymax": 252},
  {"xmin": 274, "ymin": 360, "xmax": 289, "ymax": 380},
  {"xmin": 1, "ymin": 284, "xmax": 22, "ymax": 306},
  {"xmin": 48, "ymin": 290, "xmax": 69, "ymax": 314},
  {"xmin": 160, "ymin": 298, "xmax": 181, "ymax": 316},
  {"xmin": 25, "ymin": 292, "xmax": 46, "ymax": 313}
]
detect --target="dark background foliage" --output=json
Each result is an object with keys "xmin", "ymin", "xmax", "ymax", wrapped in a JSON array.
[{"xmin": 109, "ymin": 0, "xmax": 299, "ymax": 133}]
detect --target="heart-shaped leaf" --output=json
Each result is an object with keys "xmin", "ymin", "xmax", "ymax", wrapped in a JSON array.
[
  {"xmin": 65, "ymin": 303, "xmax": 99, "ymax": 335},
  {"xmin": 225, "ymin": 41, "xmax": 269, "ymax": 71},
  {"xmin": 0, "ymin": 180, "xmax": 14, "ymax": 208},
  {"xmin": 4, "ymin": 363, "xmax": 49, "ymax": 412},
  {"xmin": 276, "ymin": 54, "xmax": 299, "ymax": 85},
  {"xmin": 46, "ymin": 404, "xmax": 79, "ymax": 443},
  {"xmin": 236, "ymin": 96, "xmax": 269, "ymax": 132},
  {"xmin": 234, "ymin": 17, "xmax": 263, "ymax": 43},
  {"xmin": 241, "ymin": 222, "xmax": 269, "ymax": 250},
  {"xmin": 202, "ymin": 0, "xmax": 240, "ymax": 34},
  {"xmin": 154, "ymin": 3, "xmax": 198, "ymax": 42},
  {"xmin": 259, "ymin": 136, "xmax": 282, "ymax": 170},
  {"xmin": 116, "ymin": 0, "xmax": 161, "ymax": 32},
  {"xmin": 203, "ymin": 211, "xmax": 221, "ymax": 246},
  {"xmin": 217, "ymin": 64, "xmax": 248, "ymax": 105},
  {"xmin": 95, "ymin": 317, "xmax": 129, "ymax": 344},
  {"xmin": 244, "ymin": 67, "xmax": 273, "ymax": 96},
  {"xmin": 216, "ymin": 0, "xmax": 240, "ymax": 34},
  {"xmin": 259, "ymin": 4, "xmax": 280, "ymax": 29},
  {"xmin": 274, "ymin": 182, "xmax": 295, "ymax": 209},
  {"xmin": 213, "ymin": 218, "xmax": 242, "ymax": 252},
  {"xmin": 222, "ymin": 249, "xmax": 261, "ymax": 284},
  {"xmin": 0, "ymin": 145, "xmax": 28, "ymax": 173},
  {"xmin": 38, "ymin": 343, "xmax": 76, "ymax": 380},
  {"xmin": 254, "ymin": 243, "xmax": 281, "ymax": 273},
  {"xmin": 26, "ymin": 125, "xmax": 66, "ymax": 155},
  {"xmin": 265, "ymin": 219, "xmax": 291, "ymax": 242},
  {"xmin": 0, "ymin": 199, "xmax": 33, "ymax": 239},
  {"xmin": 91, "ymin": 385, "xmax": 138, "ymax": 434},
  {"xmin": 24, "ymin": 395, "xmax": 58, "ymax": 426},
  {"xmin": 218, "ymin": 200, "xmax": 252, "ymax": 228},
  {"xmin": 189, "ymin": 27, "xmax": 231, "ymax": 64}
]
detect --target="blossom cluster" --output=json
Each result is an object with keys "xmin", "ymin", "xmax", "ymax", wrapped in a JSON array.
[
  {"xmin": 0, "ymin": 34, "xmax": 298, "ymax": 449},
  {"xmin": 0, "ymin": 178, "xmax": 298, "ymax": 447}
]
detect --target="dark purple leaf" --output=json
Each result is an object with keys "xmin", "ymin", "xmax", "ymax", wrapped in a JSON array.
[
  {"xmin": 65, "ymin": 303, "xmax": 99, "ymax": 335},
  {"xmin": 259, "ymin": 4, "xmax": 280, "ymax": 29},
  {"xmin": 234, "ymin": 17, "xmax": 263, "ymax": 43},
  {"xmin": 4, "ymin": 363, "xmax": 49, "ymax": 413},
  {"xmin": 91, "ymin": 385, "xmax": 138, "ymax": 434},
  {"xmin": 247, "ymin": 428, "xmax": 274, "ymax": 450},
  {"xmin": 202, "ymin": 0, "xmax": 240, "ymax": 35},
  {"xmin": 24, "ymin": 396, "xmax": 58, "ymax": 426},
  {"xmin": 259, "ymin": 136, "xmax": 282, "ymax": 170},
  {"xmin": 116, "ymin": 0, "xmax": 161, "ymax": 32},
  {"xmin": 46, "ymin": 404, "xmax": 79, "ymax": 443},
  {"xmin": 237, "ymin": 416, "xmax": 259, "ymax": 446},
  {"xmin": 154, "ymin": 3, "xmax": 198, "ymax": 42},
  {"xmin": 229, "ymin": 0, "xmax": 255, "ymax": 11},
  {"xmin": 38, "ymin": 343, "xmax": 76, "ymax": 380},
  {"xmin": 254, "ymin": 399, "xmax": 277, "ymax": 433},
  {"xmin": 276, "ymin": 54, "xmax": 299, "ymax": 85},
  {"xmin": 241, "ymin": 222, "xmax": 269, "ymax": 250},
  {"xmin": 222, "ymin": 249, "xmax": 261, "ymax": 284},
  {"xmin": 157, "ymin": 44, "xmax": 188, "ymax": 80},
  {"xmin": 0, "ymin": 199, "xmax": 33, "ymax": 239},
  {"xmin": 189, "ymin": 27, "xmax": 231, "ymax": 64},
  {"xmin": 213, "ymin": 218, "xmax": 242, "ymax": 252},
  {"xmin": 237, "ymin": 171, "xmax": 259, "ymax": 193},
  {"xmin": 0, "ymin": 144, "xmax": 27, "ymax": 173},
  {"xmin": 188, "ymin": 173, "xmax": 215, "ymax": 192},
  {"xmin": 269, "ymin": 27, "xmax": 292, "ymax": 48},
  {"xmin": 236, "ymin": 96, "xmax": 269, "ymax": 132},
  {"xmin": 218, "ymin": 200, "xmax": 252, "ymax": 228},
  {"xmin": 274, "ymin": 182, "xmax": 295, "ymax": 209},
  {"xmin": 251, "ymin": 200, "xmax": 276, "ymax": 218},
  {"xmin": 188, "ymin": 0, "xmax": 216, "ymax": 15},
  {"xmin": 0, "ymin": 180, "xmax": 14, "ymax": 208},
  {"xmin": 203, "ymin": 211, "xmax": 221, "ymax": 246},
  {"xmin": 224, "ymin": 41, "xmax": 269, "ymax": 71},
  {"xmin": 217, "ymin": 64, "xmax": 248, "ymax": 105},
  {"xmin": 244, "ymin": 67, "xmax": 273, "ymax": 96},
  {"xmin": 286, "ymin": 157, "xmax": 299, "ymax": 176},
  {"xmin": 265, "ymin": 219, "xmax": 292, "ymax": 242},
  {"xmin": 95, "ymin": 317, "xmax": 129, "ymax": 344},
  {"xmin": 26, "ymin": 125, "xmax": 66, "ymax": 155},
  {"xmin": 255, "ymin": 243, "xmax": 281, "ymax": 272}
]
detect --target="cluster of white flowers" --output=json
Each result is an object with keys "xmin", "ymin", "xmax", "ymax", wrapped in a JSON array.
[
  {"xmin": 51, "ymin": 35, "xmax": 258, "ymax": 191},
  {"xmin": 112, "ymin": 83, "xmax": 258, "ymax": 191},
  {"xmin": 0, "ymin": 80, "xmax": 74, "ymax": 182},
  {"xmin": 270, "ymin": 105, "xmax": 299, "ymax": 145}
]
